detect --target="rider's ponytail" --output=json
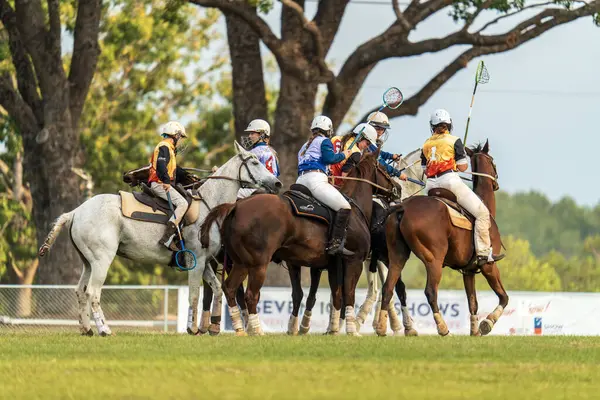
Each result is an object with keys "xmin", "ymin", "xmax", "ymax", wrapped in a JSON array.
[{"xmin": 300, "ymin": 130, "xmax": 321, "ymax": 157}]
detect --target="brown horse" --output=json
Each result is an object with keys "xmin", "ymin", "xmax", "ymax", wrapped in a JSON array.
[
  {"xmin": 377, "ymin": 140, "xmax": 508, "ymax": 336},
  {"xmin": 201, "ymin": 151, "xmax": 397, "ymax": 335}
]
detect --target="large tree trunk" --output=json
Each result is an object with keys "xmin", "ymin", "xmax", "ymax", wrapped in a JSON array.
[
  {"xmin": 23, "ymin": 105, "xmax": 84, "ymax": 285},
  {"xmin": 272, "ymin": 73, "xmax": 319, "ymax": 188},
  {"xmin": 224, "ymin": 7, "xmax": 268, "ymax": 143},
  {"xmin": 265, "ymin": 73, "xmax": 318, "ymax": 286}
]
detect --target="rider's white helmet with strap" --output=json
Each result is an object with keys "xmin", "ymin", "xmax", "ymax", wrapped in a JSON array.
[
  {"xmin": 311, "ymin": 115, "xmax": 333, "ymax": 137},
  {"xmin": 244, "ymin": 119, "xmax": 271, "ymax": 137},
  {"xmin": 429, "ymin": 109, "xmax": 452, "ymax": 131},
  {"xmin": 161, "ymin": 121, "xmax": 187, "ymax": 138},
  {"xmin": 368, "ymin": 111, "xmax": 390, "ymax": 129},
  {"xmin": 353, "ymin": 123, "xmax": 377, "ymax": 146}
]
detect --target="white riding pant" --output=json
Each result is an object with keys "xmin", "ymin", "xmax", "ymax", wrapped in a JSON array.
[
  {"xmin": 150, "ymin": 182, "xmax": 188, "ymax": 226},
  {"xmin": 237, "ymin": 188, "xmax": 256, "ymax": 199},
  {"xmin": 296, "ymin": 171, "xmax": 351, "ymax": 211},
  {"xmin": 425, "ymin": 172, "xmax": 491, "ymax": 257}
]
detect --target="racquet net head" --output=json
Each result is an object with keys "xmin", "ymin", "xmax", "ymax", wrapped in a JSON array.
[
  {"xmin": 476, "ymin": 61, "xmax": 490, "ymax": 84},
  {"xmin": 383, "ymin": 87, "xmax": 404, "ymax": 109}
]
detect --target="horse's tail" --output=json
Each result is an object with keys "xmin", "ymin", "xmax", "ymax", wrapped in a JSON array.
[
  {"xmin": 385, "ymin": 204, "xmax": 410, "ymax": 258},
  {"xmin": 38, "ymin": 211, "xmax": 75, "ymax": 257},
  {"xmin": 200, "ymin": 203, "xmax": 236, "ymax": 249}
]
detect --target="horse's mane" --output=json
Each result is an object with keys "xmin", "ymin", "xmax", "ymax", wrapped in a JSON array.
[{"xmin": 340, "ymin": 151, "xmax": 379, "ymax": 195}]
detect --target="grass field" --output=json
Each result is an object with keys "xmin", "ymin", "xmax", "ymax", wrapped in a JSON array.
[{"xmin": 1, "ymin": 333, "xmax": 599, "ymax": 400}]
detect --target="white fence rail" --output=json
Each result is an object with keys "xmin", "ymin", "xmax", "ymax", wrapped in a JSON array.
[{"xmin": 2, "ymin": 285, "xmax": 600, "ymax": 335}]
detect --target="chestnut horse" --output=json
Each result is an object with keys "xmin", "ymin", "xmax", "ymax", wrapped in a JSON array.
[
  {"xmin": 201, "ymin": 151, "xmax": 396, "ymax": 335},
  {"xmin": 377, "ymin": 140, "xmax": 508, "ymax": 336}
]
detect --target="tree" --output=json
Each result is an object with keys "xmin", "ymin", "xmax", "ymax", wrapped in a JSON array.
[
  {"xmin": 0, "ymin": 0, "xmax": 227, "ymax": 285},
  {"xmin": 0, "ymin": 0, "xmax": 103, "ymax": 284},
  {"xmin": 189, "ymin": 0, "xmax": 600, "ymax": 186}
]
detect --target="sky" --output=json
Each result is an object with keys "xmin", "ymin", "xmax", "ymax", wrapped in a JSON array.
[{"xmin": 213, "ymin": 1, "xmax": 600, "ymax": 207}]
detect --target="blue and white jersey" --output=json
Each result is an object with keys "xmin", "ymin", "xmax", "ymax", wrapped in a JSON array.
[
  {"xmin": 250, "ymin": 142, "xmax": 280, "ymax": 177},
  {"xmin": 298, "ymin": 135, "xmax": 345, "ymax": 174}
]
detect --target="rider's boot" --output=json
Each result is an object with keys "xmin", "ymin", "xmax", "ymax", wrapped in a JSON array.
[
  {"xmin": 159, "ymin": 221, "xmax": 180, "ymax": 252},
  {"xmin": 326, "ymin": 209, "xmax": 354, "ymax": 256}
]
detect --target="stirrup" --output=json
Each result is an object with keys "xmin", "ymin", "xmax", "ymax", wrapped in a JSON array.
[
  {"xmin": 326, "ymin": 239, "xmax": 354, "ymax": 256},
  {"xmin": 476, "ymin": 253, "xmax": 505, "ymax": 266}
]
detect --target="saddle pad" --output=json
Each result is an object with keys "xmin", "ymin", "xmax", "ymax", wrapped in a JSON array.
[
  {"xmin": 443, "ymin": 203, "xmax": 473, "ymax": 231},
  {"xmin": 120, "ymin": 191, "xmax": 169, "ymax": 225},
  {"xmin": 282, "ymin": 190, "xmax": 332, "ymax": 225}
]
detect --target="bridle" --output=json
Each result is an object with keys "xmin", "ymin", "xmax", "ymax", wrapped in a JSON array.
[
  {"xmin": 468, "ymin": 152, "xmax": 499, "ymax": 191},
  {"xmin": 184, "ymin": 153, "xmax": 262, "ymax": 191}
]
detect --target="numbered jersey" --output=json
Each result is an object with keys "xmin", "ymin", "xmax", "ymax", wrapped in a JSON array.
[
  {"xmin": 421, "ymin": 132, "xmax": 466, "ymax": 177},
  {"xmin": 330, "ymin": 135, "xmax": 361, "ymax": 186},
  {"xmin": 250, "ymin": 142, "xmax": 280, "ymax": 177}
]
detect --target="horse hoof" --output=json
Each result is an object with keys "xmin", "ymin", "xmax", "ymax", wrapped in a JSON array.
[
  {"xmin": 234, "ymin": 329, "xmax": 247, "ymax": 337},
  {"xmin": 81, "ymin": 329, "xmax": 93, "ymax": 337},
  {"xmin": 299, "ymin": 326, "xmax": 310, "ymax": 335},
  {"xmin": 347, "ymin": 332, "xmax": 361, "ymax": 337},
  {"xmin": 479, "ymin": 319, "xmax": 494, "ymax": 336},
  {"xmin": 404, "ymin": 328, "xmax": 418, "ymax": 337},
  {"xmin": 187, "ymin": 327, "xmax": 199, "ymax": 336},
  {"xmin": 99, "ymin": 331, "xmax": 112, "ymax": 337},
  {"xmin": 375, "ymin": 329, "xmax": 387, "ymax": 337},
  {"xmin": 324, "ymin": 331, "xmax": 339, "ymax": 336}
]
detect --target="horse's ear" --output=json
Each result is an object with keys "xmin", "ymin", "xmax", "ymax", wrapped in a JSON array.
[
  {"xmin": 234, "ymin": 141, "xmax": 243, "ymax": 154},
  {"xmin": 465, "ymin": 146, "xmax": 474, "ymax": 157},
  {"xmin": 482, "ymin": 139, "xmax": 489, "ymax": 154}
]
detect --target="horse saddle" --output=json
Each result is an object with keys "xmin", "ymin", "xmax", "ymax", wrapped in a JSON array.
[
  {"xmin": 281, "ymin": 184, "xmax": 334, "ymax": 225},
  {"xmin": 119, "ymin": 183, "xmax": 200, "ymax": 225},
  {"xmin": 427, "ymin": 188, "xmax": 474, "ymax": 231}
]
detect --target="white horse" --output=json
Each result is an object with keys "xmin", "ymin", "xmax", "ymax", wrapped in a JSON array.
[{"xmin": 38, "ymin": 142, "xmax": 281, "ymax": 336}]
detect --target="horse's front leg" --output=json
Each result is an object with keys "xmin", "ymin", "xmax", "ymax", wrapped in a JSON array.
[
  {"xmin": 287, "ymin": 264, "xmax": 303, "ymax": 335},
  {"xmin": 356, "ymin": 260, "xmax": 377, "ymax": 332},
  {"xmin": 463, "ymin": 272, "xmax": 481, "ymax": 336},
  {"xmin": 186, "ymin": 249, "xmax": 207, "ymax": 335},
  {"xmin": 223, "ymin": 264, "xmax": 249, "ymax": 336},
  {"xmin": 479, "ymin": 262, "xmax": 509, "ymax": 335},
  {"xmin": 343, "ymin": 259, "xmax": 365, "ymax": 336},
  {"xmin": 245, "ymin": 264, "xmax": 268, "ymax": 336},
  {"xmin": 299, "ymin": 267, "xmax": 322, "ymax": 335}
]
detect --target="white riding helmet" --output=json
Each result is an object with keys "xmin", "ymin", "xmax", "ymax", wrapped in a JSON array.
[
  {"xmin": 430, "ymin": 109, "xmax": 452, "ymax": 131},
  {"xmin": 244, "ymin": 119, "xmax": 271, "ymax": 137},
  {"xmin": 368, "ymin": 111, "xmax": 390, "ymax": 129},
  {"xmin": 310, "ymin": 115, "xmax": 333, "ymax": 136},
  {"xmin": 161, "ymin": 121, "xmax": 187, "ymax": 138},
  {"xmin": 353, "ymin": 123, "xmax": 377, "ymax": 146}
]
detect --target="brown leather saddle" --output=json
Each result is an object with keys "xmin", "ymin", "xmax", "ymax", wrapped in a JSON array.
[{"xmin": 427, "ymin": 188, "xmax": 475, "ymax": 226}]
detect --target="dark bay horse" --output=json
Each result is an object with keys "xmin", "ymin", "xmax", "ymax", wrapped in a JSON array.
[
  {"xmin": 201, "ymin": 151, "xmax": 396, "ymax": 335},
  {"xmin": 377, "ymin": 140, "xmax": 508, "ymax": 336}
]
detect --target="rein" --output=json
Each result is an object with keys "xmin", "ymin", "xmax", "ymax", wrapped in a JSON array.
[
  {"xmin": 329, "ymin": 175, "xmax": 392, "ymax": 193},
  {"xmin": 461, "ymin": 171, "xmax": 497, "ymax": 182}
]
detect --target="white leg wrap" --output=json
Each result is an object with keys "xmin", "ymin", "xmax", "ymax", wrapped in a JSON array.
[
  {"xmin": 229, "ymin": 306, "xmax": 244, "ymax": 332},
  {"xmin": 375, "ymin": 309, "xmax": 388, "ymax": 336},
  {"xmin": 199, "ymin": 310, "xmax": 211, "ymax": 334},
  {"xmin": 187, "ymin": 306, "xmax": 195, "ymax": 331},
  {"xmin": 247, "ymin": 313, "xmax": 264, "ymax": 336},
  {"xmin": 287, "ymin": 315, "xmax": 299, "ymax": 335},
  {"xmin": 299, "ymin": 310, "xmax": 312, "ymax": 334},
  {"xmin": 372, "ymin": 300, "xmax": 382, "ymax": 332},
  {"xmin": 388, "ymin": 303, "xmax": 402, "ymax": 334},
  {"xmin": 93, "ymin": 311, "xmax": 111, "ymax": 336},
  {"xmin": 345, "ymin": 306, "xmax": 360, "ymax": 336},
  {"xmin": 433, "ymin": 312, "xmax": 449, "ymax": 336},
  {"xmin": 327, "ymin": 307, "xmax": 341, "ymax": 334},
  {"xmin": 401, "ymin": 306, "xmax": 418, "ymax": 336}
]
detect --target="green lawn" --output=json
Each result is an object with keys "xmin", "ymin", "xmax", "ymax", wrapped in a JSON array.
[{"xmin": 1, "ymin": 333, "xmax": 599, "ymax": 400}]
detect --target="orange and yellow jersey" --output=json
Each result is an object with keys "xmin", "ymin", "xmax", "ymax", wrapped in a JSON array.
[
  {"xmin": 330, "ymin": 134, "xmax": 361, "ymax": 186},
  {"xmin": 148, "ymin": 139, "xmax": 177, "ymax": 184},
  {"xmin": 420, "ymin": 130, "xmax": 467, "ymax": 178}
]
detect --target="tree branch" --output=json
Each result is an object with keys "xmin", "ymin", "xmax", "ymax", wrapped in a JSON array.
[
  {"xmin": 0, "ymin": 0, "xmax": 43, "ymax": 122},
  {"xmin": 392, "ymin": 0, "xmax": 412, "ymax": 30},
  {"xmin": 461, "ymin": 0, "xmax": 495, "ymax": 33},
  {"xmin": 360, "ymin": 2, "xmax": 600, "ymax": 122},
  {"xmin": 190, "ymin": 0, "xmax": 284, "ymax": 60},
  {"xmin": 313, "ymin": 0, "xmax": 350, "ymax": 54},
  {"xmin": 14, "ymin": 0, "xmax": 64, "ymax": 97},
  {"xmin": 47, "ymin": 0, "xmax": 61, "ymax": 49},
  {"xmin": 0, "ymin": 72, "xmax": 38, "ymax": 139},
  {"xmin": 476, "ymin": 1, "xmax": 558, "ymax": 33},
  {"xmin": 68, "ymin": 0, "xmax": 102, "ymax": 128},
  {"xmin": 406, "ymin": 0, "xmax": 454, "ymax": 26},
  {"xmin": 279, "ymin": 0, "xmax": 333, "ymax": 79}
]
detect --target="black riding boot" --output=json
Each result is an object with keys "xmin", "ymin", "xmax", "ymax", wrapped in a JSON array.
[
  {"xmin": 326, "ymin": 209, "xmax": 354, "ymax": 256},
  {"xmin": 159, "ymin": 221, "xmax": 179, "ymax": 252}
]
